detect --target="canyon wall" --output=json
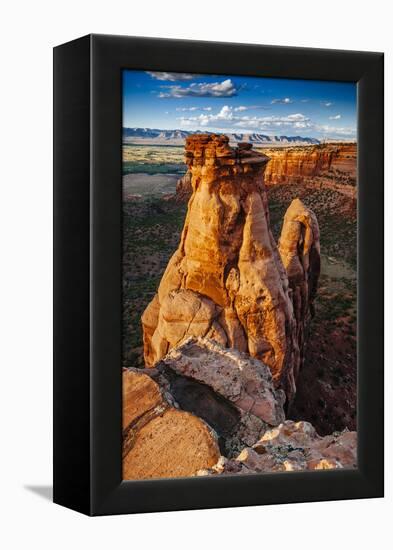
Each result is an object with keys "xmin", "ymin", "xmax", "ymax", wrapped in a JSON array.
[
  {"xmin": 263, "ymin": 143, "xmax": 357, "ymax": 185},
  {"xmin": 176, "ymin": 143, "xmax": 357, "ymax": 202},
  {"xmin": 141, "ymin": 135, "xmax": 320, "ymax": 403}
]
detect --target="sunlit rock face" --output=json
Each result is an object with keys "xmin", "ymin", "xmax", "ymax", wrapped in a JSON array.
[
  {"xmin": 141, "ymin": 135, "xmax": 320, "ymax": 403},
  {"xmin": 263, "ymin": 144, "xmax": 357, "ymax": 185}
]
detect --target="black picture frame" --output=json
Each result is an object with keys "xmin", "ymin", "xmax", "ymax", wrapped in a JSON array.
[{"xmin": 53, "ymin": 34, "xmax": 384, "ymax": 516}]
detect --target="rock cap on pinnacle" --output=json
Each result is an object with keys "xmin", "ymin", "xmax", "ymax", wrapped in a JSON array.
[{"xmin": 185, "ymin": 133, "xmax": 270, "ymax": 167}]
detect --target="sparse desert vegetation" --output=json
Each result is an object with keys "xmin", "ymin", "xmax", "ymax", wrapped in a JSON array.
[{"xmin": 123, "ymin": 144, "xmax": 185, "ymax": 175}]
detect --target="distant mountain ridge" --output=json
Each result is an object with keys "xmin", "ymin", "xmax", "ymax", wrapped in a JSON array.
[{"xmin": 123, "ymin": 127, "xmax": 320, "ymax": 146}]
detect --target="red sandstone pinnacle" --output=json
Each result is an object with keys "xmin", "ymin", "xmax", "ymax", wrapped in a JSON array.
[
  {"xmin": 141, "ymin": 134, "xmax": 320, "ymax": 403},
  {"xmin": 278, "ymin": 198, "xmax": 321, "ymax": 378}
]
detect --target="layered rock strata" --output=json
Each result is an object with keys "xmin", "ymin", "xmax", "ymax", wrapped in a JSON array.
[
  {"xmin": 263, "ymin": 144, "xmax": 357, "ymax": 185},
  {"xmin": 122, "ymin": 368, "xmax": 220, "ymax": 480},
  {"xmin": 142, "ymin": 135, "xmax": 320, "ymax": 402}
]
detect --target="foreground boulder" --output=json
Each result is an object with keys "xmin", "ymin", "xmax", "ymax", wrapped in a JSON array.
[
  {"xmin": 141, "ymin": 134, "xmax": 320, "ymax": 402},
  {"xmin": 151, "ymin": 337, "xmax": 286, "ymax": 456},
  {"xmin": 122, "ymin": 369, "xmax": 220, "ymax": 480},
  {"xmin": 197, "ymin": 420, "xmax": 357, "ymax": 476}
]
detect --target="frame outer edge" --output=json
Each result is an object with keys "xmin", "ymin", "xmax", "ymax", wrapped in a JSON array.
[
  {"xmin": 53, "ymin": 35, "xmax": 92, "ymax": 515},
  {"xmin": 84, "ymin": 35, "xmax": 384, "ymax": 515},
  {"xmin": 357, "ymin": 52, "xmax": 384, "ymax": 496}
]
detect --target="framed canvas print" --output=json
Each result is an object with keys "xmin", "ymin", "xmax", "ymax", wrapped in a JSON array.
[{"xmin": 53, "ymin": 34, "xmax": 384, "ymax": 516}]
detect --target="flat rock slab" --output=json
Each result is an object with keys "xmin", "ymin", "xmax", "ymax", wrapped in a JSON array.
[
  {"xmin": 123, "ymin": 408, "xmax": 220, "ymax": 480},
  {"xmin": 122, "ymin": 369, "xmax": 220, "ymax": 480}
]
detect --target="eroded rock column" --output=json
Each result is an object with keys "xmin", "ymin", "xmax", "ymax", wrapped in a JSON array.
[
  {"xmin": 141, "ymin": 134, "xmax": 319, "ymax": 403},
  {"xmin": 278, "ymin": 198, "xmax": 321, "ymax": 379}
]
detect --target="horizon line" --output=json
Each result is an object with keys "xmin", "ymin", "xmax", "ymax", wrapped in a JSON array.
[{"xmin": 122, "ymin": 126, "xmax": 357, "ymax": 141}]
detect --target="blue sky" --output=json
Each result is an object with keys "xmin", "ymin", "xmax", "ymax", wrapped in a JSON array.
[{"xmin": 123, "ymin": 70, "xmax": 357, "ymax": 140}]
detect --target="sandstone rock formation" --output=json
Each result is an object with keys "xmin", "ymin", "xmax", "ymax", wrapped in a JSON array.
[
  {"xmin": 175, "ymin": 143, "xmax": 357, "ymax": 201},
  {"xmin": 278, "ymin": 198, "xmax": 321, "ymax": 377},
  {"xmin": 197, "ymin": 420, "xmax": 357, "ymax": 476},
  {"xmin": 122, "ymin": 368, "xmax": 220, "ymax": 480},
  {"xmin": 142, "ymin": 134, "xmax": 320, "ymax": 402},
  {"xmin": 263, "ymin": 144, "xmax": 357, "ymax": 186}
]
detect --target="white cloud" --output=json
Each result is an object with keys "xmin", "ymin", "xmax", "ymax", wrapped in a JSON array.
[
  {"xmin": 178, "ymin": 106, "xmax": 312, "ymax": 132},
  {"xmin": 271, "ymin": 97, "xmax": 293, "ymax": 104},
  {"xmin": 146, "ymin": 71, "xmax": 197, "ymax": 81},
  {"xmin": 322, "ymin": 101, "xmax": 333, "ymax": 107},
  {"xmin": 329, "ymin": 114, "xmax": 341, "ymax": 120},
  {"xmin": 177, "ymin": 105, "xmax": 355, "ymax": 138},
  {"xmin": 175, "ymin": 106, "xmax": 212, "ymax": 112},
  {"xmin": 233, "ymin": 105, "xmax": 269, "ymax": 112},
  {"xmin": 158, "ymin": 79, "xmax": 238, "ymax": 98},
  {"xmin": 315, "ymin": 124, "xmax": 356, "ymax": 137}
]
